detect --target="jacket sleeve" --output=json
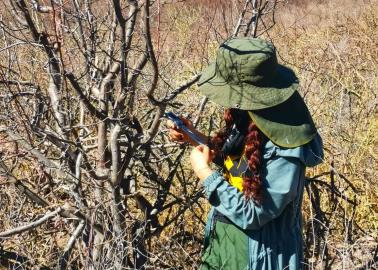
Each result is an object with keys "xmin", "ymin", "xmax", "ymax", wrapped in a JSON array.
[{"xmin": 202, "ymin": 156, "xmax": 304, "ymax": 230}]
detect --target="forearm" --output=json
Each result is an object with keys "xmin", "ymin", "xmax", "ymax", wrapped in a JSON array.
[{"xmin": 195, "ymin": 166, "xmax": 214, "ymax": 181}]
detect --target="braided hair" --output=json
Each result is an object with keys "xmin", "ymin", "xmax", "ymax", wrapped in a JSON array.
[{"xmin": 210, "ymin": 109, "xmax": 265, "ymax": 203}]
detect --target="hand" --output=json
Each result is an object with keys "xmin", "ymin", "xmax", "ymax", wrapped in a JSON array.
[
  {"xmin": 166, "ymin": 116, "xmax": 194, "ymax": 144},
  {"xmin": 190, "ymin": 145, "xmax": 215, "ymax": 181}
]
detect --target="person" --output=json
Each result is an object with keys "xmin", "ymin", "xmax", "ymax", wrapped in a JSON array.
[{"xmin": 167, "ymin": 37, "xmax": 323, "ymax": 270}]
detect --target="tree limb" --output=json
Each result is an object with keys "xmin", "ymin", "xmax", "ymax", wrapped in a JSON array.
[
  {"xmin": 59, "ymin": 220, "xmax": 85, "ymax": 270},
  {"xmin": 31, "ymin": 0, "xmax": 52, "ymax": 13},
  {"xmin": 162, "ymin": 74, "xmax": 200, "ymax": 103},
  {"xmin": 0, "ymin": 159, "xmax": 104, "ymax": 234},
  {"xmin": 65, "ymin": 71, "xmax": 108, "ymax": 122},
  {"xmin": 110, "ymin": 124, "xmax": 121, "ymax": 186},
  {"xmin": 144, "ymin": 0, "xmax": 159, "ymax": 105},
  {"xmin": 232, "ymin": 0, "xmax": 251, "ymax": 37},
  {"xmin": 0, "ymin": 208, "xmax": 62, "ymax": 238},
  {"xmin": 1, "ymin": 127, "xmax": 78, "ymax": 184}
]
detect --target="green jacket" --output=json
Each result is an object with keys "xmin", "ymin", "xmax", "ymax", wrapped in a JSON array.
[{"xmin": 201, "ymin": 134, "xmax": 323, "ymax": 270}]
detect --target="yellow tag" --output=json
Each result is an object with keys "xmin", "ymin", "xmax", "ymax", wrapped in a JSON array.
[{"xmin": 224, "ymin": 156, "xmax": 244, "ymax": 191}]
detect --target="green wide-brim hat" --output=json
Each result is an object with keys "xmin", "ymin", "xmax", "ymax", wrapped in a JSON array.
[
  {"xmin": 248, "ymin": 91, "xmax": 317, "ymax": 148},
  {"xmin": 198, "ymin": 37, "xmax": 317, "ymax": 148}
]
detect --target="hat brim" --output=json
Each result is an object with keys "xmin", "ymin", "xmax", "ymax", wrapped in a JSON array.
[
  {"xmin": 248, "ymin": 91, "xmax": 317, "ymax": 148},
  {"xmin": 198, "ymin": 63, "xmax": 298, "ymax": 110}
]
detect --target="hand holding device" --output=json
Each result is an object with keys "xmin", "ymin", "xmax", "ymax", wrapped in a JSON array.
[{"xmin": 164, "ymin": 112, "xmax": 205, "ymax": 145}]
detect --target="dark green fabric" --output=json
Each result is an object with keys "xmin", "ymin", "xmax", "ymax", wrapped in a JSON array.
[
  {"xmin": 198, "ymin": 38, "xmax": 298, "ymax": 110},
  {"xmin": 200, "ymin": 221, "xmax": 249, "ymax": 270},
  {"xmin": 248, "ymin": 91, "xmax": 317, "ymax": 148}
]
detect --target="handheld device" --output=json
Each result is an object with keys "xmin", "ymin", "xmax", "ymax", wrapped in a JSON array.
[{"xmin": 164, "ymin": 112, "xmax": 205, "ymax": 145}]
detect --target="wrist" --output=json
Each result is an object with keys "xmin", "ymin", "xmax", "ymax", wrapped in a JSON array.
[{"xmin": 194, "ymin": 166, "xmax": 214, "ymax": 181}]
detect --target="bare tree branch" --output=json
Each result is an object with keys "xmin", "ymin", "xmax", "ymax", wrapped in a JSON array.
[
  {"xmin": 162, "ymin": 74, "xmax": 200, "ymax": 102},
  {"xmin": 110, "ymin": 124, "xmax": 121, "ymax": 186},
  {"xmin": 144, "ymin": 0, "xmax": 159, "ymax": 105},
  {"xmin": 233, "ymin": 0, "xmax": 251, "ymax": 37},
  {"xmin": 59, "ymin": 220, "xmax": 85, "ymax": 270},
  {"xmin": 65, "ymin": 71, "xmax": 108, "ymax": 121},
  {"xmin": 31, "ymin": 0, "xmax": 52, "ymax": 13},
  {"xmin": 0, "ymin": 208, "xmax": 62, "ymax": 238}
]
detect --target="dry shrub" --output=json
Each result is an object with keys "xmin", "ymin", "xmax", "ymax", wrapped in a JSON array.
[
  {"xmin": 0, "ymin": 0, "xmax": 376, "ymax": 269},
  {"xmin": 267, "ymin": 1, "xmax": 378, "ymax": 268}
]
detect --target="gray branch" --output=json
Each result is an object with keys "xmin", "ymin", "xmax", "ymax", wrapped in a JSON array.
[
  {"xmin": 65, "ymin": 71, "xmax": 108, "ymax": 121},
  {"xmin": 31, "ymin": 0, "xmax": 52, "ymax": 13},
  {"xmin": 110, "ymin": 124, "xmax": 121, "ymax": 186},
  {"xmin": 233, "ymin": 0, "xmax": 251, "ymax": 37},
  {"xmin": 1, "ymin": 127, "xmax": 78, "ymax": 184},
  {"xmin": 59, "ymin": 220, "xmax": 85, "ymax": 270},
  {"xmin": 162, "ymin": 74, "xmax": 200, "ymax": 102},
  {"xmin": 144, "ymin": 0, "xmax": 159, "ymax": 105},
  {"xmin": 0, "ymin": 208, "xmax": 62, "ymax": 238}
]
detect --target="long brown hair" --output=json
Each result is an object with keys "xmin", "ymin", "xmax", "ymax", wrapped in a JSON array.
[{"xmin": 210, "ymin": 109, "xmax": 265, "ymax": 203}]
